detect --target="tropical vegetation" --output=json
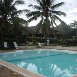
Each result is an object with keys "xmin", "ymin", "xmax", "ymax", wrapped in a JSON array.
[
  {"xmin": 26, "ymin": 0, "xmax": 66, "ymax": 37},
  {"xmin": 0, "ymin": 0, "xmax": 77, "ymax": 49},
  {"xmin": 0, "ymin": 0, "xmax": 27, "ymax": 42}
]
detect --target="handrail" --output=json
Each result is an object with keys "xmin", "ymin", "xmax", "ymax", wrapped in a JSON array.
[{"xmin": 0, "ymin": 60, "xmax": 45, "ymax": 77}]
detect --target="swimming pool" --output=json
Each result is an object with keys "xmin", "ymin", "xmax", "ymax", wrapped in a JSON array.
[{"xmin": 0, "ymin": 49, "xmax": 77, "ymax": 77}]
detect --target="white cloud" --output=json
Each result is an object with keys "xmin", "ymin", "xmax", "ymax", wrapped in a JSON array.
[
  {"xmin": 55, "ymin": 0, "xmax": 77, "ymax": 24},
  {"xmin": 68, "ymin": 8, "xmax": 77, "ymax": 14},
  {"xmin": 28, "ymin": 19, "xmax": 41, "ymax": 27}
]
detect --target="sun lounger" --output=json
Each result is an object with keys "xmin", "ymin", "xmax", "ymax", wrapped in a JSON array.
[
  {"xmin": 37, "ymin": 42, "xmax": 42, "ymax": 48},
  {"xmin": 13, "ymin": 42, "xmax": 19, "ymax": 49}
]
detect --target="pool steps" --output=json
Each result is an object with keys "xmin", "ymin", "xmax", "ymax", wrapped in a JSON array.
[{"xmin": 0, "ymin": 60, "xmax": 45, "ymax": 77}]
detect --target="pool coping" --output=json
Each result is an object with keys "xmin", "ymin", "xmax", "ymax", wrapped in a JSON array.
[
  {"xmin": 0, "ymin": 48, "xmax": 77, "ymax": 54},
  {"xmin": 0, "ymin": 60, "xmax": 45, "ymax": 77}
]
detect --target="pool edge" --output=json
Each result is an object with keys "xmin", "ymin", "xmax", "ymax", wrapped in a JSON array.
[{"xmin": 0, "ymin": 60, "xmax": 45, "ymax": 77}]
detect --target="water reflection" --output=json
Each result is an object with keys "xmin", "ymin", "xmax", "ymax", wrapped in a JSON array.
[
  {"xmin": 27, "ymin": 63, "xmax": 38, "ymax": 73},
  {"xmin": 14, "ymin": 58, "xmax": 77, "ymax": 77},
  {"xmin": 9, "ymin": 52, "xmax": 77, "ymax": 77},
  {"xmin": 17, "ymin": 62, "xmax": 73, "ymax": 77},
  {"xmin": 50, "ymin": 64, "xmax": 72, "ymax": 77},
  {"xmin": 17, "ymin": 62, "xmax": 27, "ymax": 68}
]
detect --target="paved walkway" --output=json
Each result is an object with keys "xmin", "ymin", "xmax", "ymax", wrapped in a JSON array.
[
  {"xmin": 0, "ymin": 46, "xmax": 77, "ymax": 52},
  {"xmin": 0, "ymin": 65, "xmax": 26, "ymax": 77}
]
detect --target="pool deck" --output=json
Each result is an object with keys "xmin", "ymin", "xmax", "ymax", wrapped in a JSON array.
[
  {"xmin": 0, "ymin": 45, "xmax": 77, "ymax": 53},
  {"xmin": 0, "ymin": 65, "xmax": 26, "ymax": 77}
]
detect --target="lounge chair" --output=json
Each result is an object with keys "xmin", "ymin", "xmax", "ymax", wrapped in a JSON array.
[
  {"xmin": 37, "ymin": 42, "xmax": 42, "ymax": 48},
  {"xmin": 13, "ymin": 42, "xmax": 19, "ymax": 49}
]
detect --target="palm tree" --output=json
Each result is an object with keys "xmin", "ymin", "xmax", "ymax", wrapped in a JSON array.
[
  {"xmin": 26, "ymin": 0, "xmax": 66, "ymax": 36},
  {"xmin": 0, "ymin": 0, "xmax": 25, "ymax": 41},
  {"xmin": 0, "ymin": 0, "xmax": 25, "ymax": 24}
]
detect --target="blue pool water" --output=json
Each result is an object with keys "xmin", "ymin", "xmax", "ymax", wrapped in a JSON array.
[{"xmin": 0, "ymin": 49, "xmax": 77, "ymax": 77}]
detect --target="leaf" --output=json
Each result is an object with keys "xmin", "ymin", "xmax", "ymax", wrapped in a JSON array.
[
  {"xmin": 51, "ymin": 2, "xmax": 64, "ymax": 9},
  {"xmin": 51, "ymin": 11, "xmax": 66, "ymax": 16}
]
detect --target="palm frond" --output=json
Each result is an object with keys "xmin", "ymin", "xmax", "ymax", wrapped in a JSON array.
[
  {"xmin": 12, "ymin": 10, "xmax": 23, "ymax": 15},
  {"xmin": 51, "ymin": 2, "xmax": 64, "ymax": 9},
  {"xmin": 51, "ymin": 11, "xmax": 66, "ymax": 16},
  {"xmin": 52, "ymin": 17, "xmax": 58, "ymax": 27},
  {"xmin": 13, "ymin": 0, "xmax": 24, "ymax": 6},
  {"xmin": 12, "ymin": 9, "xmax": 30, "ymax": 16},
  {"xmin": 27, "ymin": 16, "xmax": 37, "ymax": 22},
  {"xmin": 29, "ymin": 4, "xmax": 41, "ymax": 10},
  {"xmin": 33, "ymin": 5, "xmax": 41, "ymax": 10},
  {"xmin": 28, "ymin": 4, "xmax": 33, "ymax": 7},
  {"xmin": 53, "ymin": 15, "xmax": 63, "ymax": 22},
  {"xmin": 35, "ymin": 0, "xmax": 44, "ymax": 8},
  {"xmin": 26, "ymin": 11, "xmax": 41, "ymax": 18},
  {"xmin": 27, "ymin": 12, "xmax": 41, "ymax": 22},
  {"xmin": 21, "ymin": 9, "xmax": 30, "ymax": 13},
  {"xmin": 35, "ymin": 0, "xmax": 41, "ymax": 4},
  {"xmin": 41, "ymin": 0, "xmax": 46, "ymax": 6}
]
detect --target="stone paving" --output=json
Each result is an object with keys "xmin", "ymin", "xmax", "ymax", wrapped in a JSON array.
[{"xmin": 0, "ymin": 65, "xmax": 26, "ymax": 77}]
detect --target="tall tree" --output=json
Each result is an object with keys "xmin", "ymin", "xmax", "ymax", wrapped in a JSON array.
[
  {"xmin": 10, "ymin": 17, "xmax": 28, "ymax": 37},
  {"xmin": 0, "ymin": 0, "xmax": 24, "ymax": 22},
  {"xmin": 0, "ymin": 0, "xmax": 25, "ymax": 40},
  {"xmin": 26, "ymin": 0, "xmax": 66, "ymax": 36}
]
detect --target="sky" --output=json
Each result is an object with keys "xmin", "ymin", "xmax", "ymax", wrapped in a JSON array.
[{"xmin": 16, "ymin": 0, "xmax": 77, "ymax": 26}]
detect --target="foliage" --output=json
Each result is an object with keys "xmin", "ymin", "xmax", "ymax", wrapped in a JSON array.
[
  {"xmin": 70, "ymin": 20, "xmax": 77, "ymax": 28},
  {"xmin": 0, "ymin": 0, "xmax": 28, "ymax": 42},
  {"xmin": 26, "ymin": 0, "xmax": 66, "ymax": 35}
]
